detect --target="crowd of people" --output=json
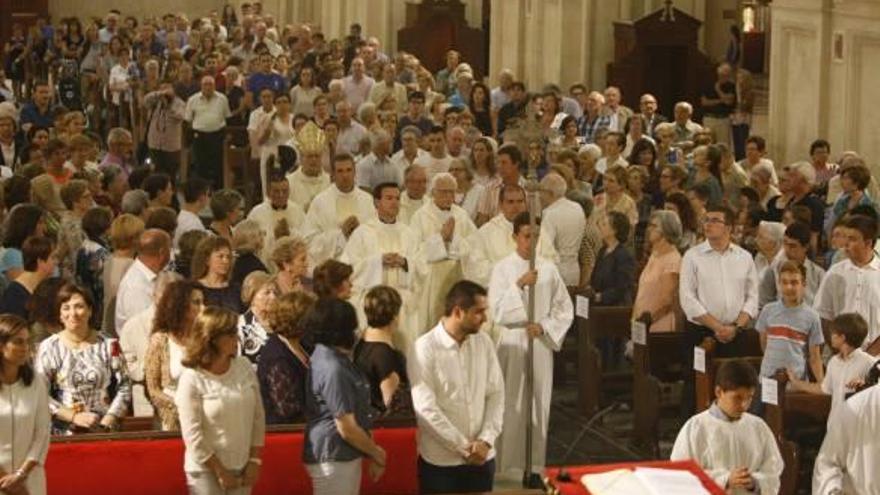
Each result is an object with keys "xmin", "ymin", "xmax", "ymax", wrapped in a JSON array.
[{"xmin": 1, "ymin": 2, "xmax": 879, "ymax": 494}]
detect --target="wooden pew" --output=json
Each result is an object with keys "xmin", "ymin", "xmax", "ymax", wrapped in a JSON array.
[
  {"xmin": 632, "ymin": 330, "xmax": 685, "ymax": 457},
  {"xmin": 763, "ymin": 370, "xmax": 831, "ymax": 495},
  {"xmin": 222, "ymin": 126, "xmax": 251, "ymax": 195},
  {"xmin": 694, "ymin": 329, "xmax": 763, "ymax": 412},
  {"xmin": 576, "ymin": 305, "xmax": 633, "ymax": 418}
]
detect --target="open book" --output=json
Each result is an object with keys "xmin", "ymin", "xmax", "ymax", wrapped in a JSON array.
[{"xmin": 581, "ymin": 467, "xmax": 710, "ymax": 495}]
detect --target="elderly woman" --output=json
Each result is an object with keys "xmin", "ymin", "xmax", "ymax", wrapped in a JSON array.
[
  {"xmin": 257, "ymin": 290, "xmax": 316, "ymax": 425},
  {"xmin": 272, "ymin": 236, "xmax": 310, "ymax": 294},
  {"xmin": 578, "ymin": 143, "xmax": 604, "ymax": 195},
  {"xmin": 209, "ymin": 189, "xmax": 244, "ymax": 241},
  {"xmin": 354, "ymin": 285, "xmax": 412, "ymax": 417},
  {"xmin": 312, "ymin": 259, "xmax": 354, "ymax": 301},
  {"xmin": 0, "ymin": 315, "xmax": 50, "ymax": 495},
  {"xmin": 230, "ymin": 219, "xmax": 268, "ymax": 289},
  {"xmin": 754, "ymin": 221, "xmax": 785, "ymax": 276},
  {"xmin": 303, "ymin": 298, "xmax": 386, "ymax": 494},
  {"xmin": 594, "ymin": 165, "xmax": 638, "ymax": 227},
  {"xmin": 750, "ymin": 164, "xmax": 781, "ymax": 211},
  {"xmin": 238, "ymin": 271, "xmax": 278, "ymax": 365},
  {"xmin": 36, "ymin": 283, "xmax": 131, "ymax": 434},
  {"xmin": 825, "ymin": 163, "xmax": 875, "ymax": 238},
  {"xmin": 102, "ymin": 213, "xmax": 146, "ymax": 334},
  {"xmin": 175, "ymin": 307, "xmax": 265, "ymax": 494},
  {"xmin": 144, "ymin": 281, "xmax": 205, "ymax": 431},
  {"xmin": 449, "ymin": 159, "xmax": 484, "ymax": 220},
  {"xmin": 632, "ymin": 211, "xmax": 683, "ymax": 332},
  {"xmin": 654, "ymin": 122, "xmax": 683, "ymax": 167},
  {"xmin": 192, "ymin": 236, "xmax": 243, "ymax": 313},
  {"xmin": 589, "ymin": 210, "xmax": 637, "ymax": 306}
]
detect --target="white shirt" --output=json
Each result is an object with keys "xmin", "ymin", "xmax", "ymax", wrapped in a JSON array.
[
  {"xmin": 414, "ymin": 154, "xmax": 453, "ymax": 183},
  {"xmin": 409, "ymin": 322, "xmax": 505, "ymax": 466},
  {"xmin": 115, "ymin": 259, "xmax": 158, "ymax": 331},
  {"xmin": 738, "ymin": 157, "xmax": 778, "ymax": 186},
  {"xmin": 680, "ymin": 241, "xmax": 759, "ymax": 325},
  {"xmin": 247, "ymin": 106, "xmax": 273, "ymax": 159},
  {"xmin": 821, "ymin": 348, "xmax": 877, "ymax": 412},
  {"xmin": 174, "ymin": 209, "xmax": 206, "ymax": 250},
  {"xmin": 814, "ymin": 256, "xmax": 880, "ymax": 347},
  {"xmin": 336, "ymin": 121, "xmax": 368, "ymax": 157},
  {"xmin": 390, "ymin": 148, "xmax": 428, "ymax": 173},
  {"xmin": 342, "ymin": 75, "xmax": 375, "ymax": 111},
  {"xmin": 356, "ymin": 152, "xmax": 402, "ymax": 190},
  {"xmin": 118, "ymin": 305, "xmax": 156, "ymax": 416},
  {"xmin": 541, "ymin": 197, "xmax": 586, "ymax": 286},
  {"xmin": 175, "ymin": 357, "xmax": 266, "ymax": 473},
  {"xmin": 0, "ymin": 376, "xmax": 49, "ymax": 495},
  {"xmin": 184, "ymin": 92, "xmax": 231, "ymax": 133},
  {"xmin": 814, "ymin": 384, "xmax": 880, "ymax": 494}
]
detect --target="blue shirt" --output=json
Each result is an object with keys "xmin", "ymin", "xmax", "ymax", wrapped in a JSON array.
[
  {"xmin": 755, "ymin": 301, "xmax": 824, "ymax": 379},
  {"xmin": 247, "ymin": 72, "xmax": 287, "ymax": 97},
  {"xmin": 303, "ymin": 344, "xmax": 374, "ymax": 464},
  {"xmin": 20, "ymin": 103, "xmax": 54, "ymax": 129}
]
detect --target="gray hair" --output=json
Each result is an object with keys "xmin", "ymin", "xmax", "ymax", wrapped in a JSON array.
[
  {"xmin": 232, "ymin": 219, "xmax": 265, "ymax": 253},
  {"xmin": 370, "ymin": 129, "xmax": 392, "ymax": 148},
  {"xmin": 357, "ymin": 101, "xmax": 377, "ymax": 123},
  {"xmin": 540, "ymin": 173, "xmax": 567, "ymax": 199},
  {"xmin": 121, "ymin": 190, "xmax": 149, "ymax": 216},
  {"xmin": 788, "ymin": 161, "xmax": 816, "ymax": 186},
  {"xmin": 650, "ymin": 210, "xmax": 682, "ymax": 246},
  {"xmin": 759, "ymin": 221, "xmax": 786, "ymax": 246},
  {"xmin": 107, "ymin": 127, "xmax": 132, "ymax": 145},
  {"xmin": 430, "ymin": 172, "xmax": 457, "ymax": 193},
  {"xmin": 578, "ymin": 143, "xmax": 602, "ymax": 161},
  {"xmin": 400, "ymin": 125, "xmax": 422, "ymax": 139},
  {"xmin": 674, "ymin": 101, "xmax": 693, "ymax": 114}
]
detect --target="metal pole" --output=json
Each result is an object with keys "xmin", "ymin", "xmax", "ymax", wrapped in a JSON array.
[{"xmin": 523, "ymin": 161, "xmax": 538, "ymax": 488}]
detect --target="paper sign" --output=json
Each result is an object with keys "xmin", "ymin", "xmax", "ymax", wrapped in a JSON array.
[
  {"xmin": 693, "ymin": 346, "xmax": 706, "ymax": 373},
  {"xmin": 761, "ymin": 377, "xmax": 779, "ymax": 405},
  {"xmin": 631, "ymin": 321, "xmax": 647, "ymax": 345},
  {"xmin": 576, "ymin": 295, "xmax": 590, "ymax": 320}
]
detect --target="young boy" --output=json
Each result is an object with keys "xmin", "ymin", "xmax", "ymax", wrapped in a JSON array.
[
  {"xmin": 788, "ymin": 313, "xmax": 877, "ymax": 411},
  {"xmin": 756, "ymin": 260, "xmax": 825, "ymax": 384},
  {"xmin": 671, "ymin": 360, "xmax": 783, "ymax": 494}
]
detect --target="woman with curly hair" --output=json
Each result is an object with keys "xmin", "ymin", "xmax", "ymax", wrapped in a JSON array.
[
  {"xmin": 312, "ymin": 259, "xmax": 353, "ymax": 301},
  {"xmin": 257, "ymin": 290, "xmax": 316, "ymax": 424},
  {"xmin": 175, "ymin": 307, "xmax": 265, "ymax": 493},
  {"xmin": 144, "ymin": 280, "xmax": 204, "ymax": 431},
  {"xmin": 237, "ymin": 271, "xmax": 277, "ymax": 365}
]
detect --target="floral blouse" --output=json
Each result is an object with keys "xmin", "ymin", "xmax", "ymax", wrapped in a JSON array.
[
  {"xmin": 237, "ymin": 310, "xmax": 269, "ymax": 365},
  {"xmin": 36, "ymin": 333, "xmax": 131, "ymax": 434}
]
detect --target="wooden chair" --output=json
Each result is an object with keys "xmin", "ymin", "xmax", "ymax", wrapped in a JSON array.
[
  {"xmin": 632, "ymin": 330, "xmax": 685, "ymax": 457},
  {"xmin": 694, "ymin": 329, "xmax": 763, "ymax": 412},
  {"xmin": 576, "ymin": 305, "xmax": 633, "ymax": 418},
  {"xmin": 764, "ymin": 370, "xmax": 832, "ymax": 495}
]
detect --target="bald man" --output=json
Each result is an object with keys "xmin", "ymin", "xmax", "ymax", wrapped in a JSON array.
[
  {"xmin": 115, "ymin": 229, "xmax": 172, "ymax": 332},
  {"xmin": 185, "ymin": 75, "xmax": 231, "ymax": 188}
]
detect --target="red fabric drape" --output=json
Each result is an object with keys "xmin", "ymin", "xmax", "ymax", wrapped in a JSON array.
[{"xmin": 46, "ymin": 427, "xmax": 418, "ymax": 494}]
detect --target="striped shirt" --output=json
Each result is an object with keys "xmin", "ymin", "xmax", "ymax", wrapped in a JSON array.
[{"xmin": 755, "ymin": 301, "xmax": 824, "ymax": 378}]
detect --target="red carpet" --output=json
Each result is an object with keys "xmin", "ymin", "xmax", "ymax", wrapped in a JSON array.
[{"xmin": 46, "ymin": 427, "xmax": 418, "ymax": 494}]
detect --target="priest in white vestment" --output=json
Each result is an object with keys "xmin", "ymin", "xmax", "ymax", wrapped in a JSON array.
[
  {"xmin": 286, "ymin": 121, "xmax": 331, "ymax": 212},
  {"xmin": 489, "ymin": 212, "xmax": 573, "ymax": 481},
  {"xmin": 539, "ymin": 173, "xmax": 586, "ymax": 286},
  {"xmin": 399, "ymin": 165, "xmax": 428, "ymax": 225},
  {"xmin": 246, "ymin": 172, "xmax": 305, "ymax": 266},
  {"xmin": 341, "ymin": 182, "xmax": 423, "ymax": 353},
  {"xmin": 463, "ymin": 184, "xmax": 558, "ymax": 288},
  {"xmin": 302, "ymin": 154, "xmax": 376, "ymax": 269},
  {"xmin": 410, "ymin": 173, "xmax": 477, "ymax": 332},
  {"xmin": 671, "ymin": 360, "xmax": 783, "ymax": 495},
  {"xmin": 814, "ymin": 384, "xmax": 880, "ymax": 494}
]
